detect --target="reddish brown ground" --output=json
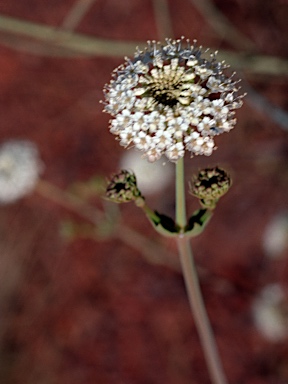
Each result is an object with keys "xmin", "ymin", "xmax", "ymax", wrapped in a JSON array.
[{"xmin": 0, "ymin": 1, "xmax": 288, "ymax": 383}]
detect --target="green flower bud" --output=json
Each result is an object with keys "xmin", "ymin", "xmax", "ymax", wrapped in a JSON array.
[
  {"xmin": 189, "ymin": 166, "xmax": 231, "ymax": 209},
  {"xmin": 106, "ymin": 170, "xmax": 142, "ymax": 203}
]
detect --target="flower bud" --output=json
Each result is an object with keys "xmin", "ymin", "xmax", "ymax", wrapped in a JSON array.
[
  {"xmin": 105, "ymin": 170, "xmax": 142, "ymax": 203},
  {"xmin": 189, "ymin": 166, "xmax": 231, "ymax": 209}
]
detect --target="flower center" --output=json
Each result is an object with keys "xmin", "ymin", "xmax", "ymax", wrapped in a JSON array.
[
  {"xmin": 150, "ymin": 83, "xmax": 180, "ymax": 107},
  {"xmin": 146, "ymin": 66, "xmax": 183, "ymax": 108}
]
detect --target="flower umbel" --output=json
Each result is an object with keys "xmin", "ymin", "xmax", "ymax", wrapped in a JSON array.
[
  {"xmin": 106, "ymin": 170, "xmax": 143, "ymax": 203},
  {"xmin": 103, "ymin": 37, "xmax": 244, "ymax": 162},
  {"xmin": 189, "ymin": 166, "xmax": 231, "ymax": 209},
  {"xmin": 0, "ymin": 140, "xmax": 42, "ymax": 204}
]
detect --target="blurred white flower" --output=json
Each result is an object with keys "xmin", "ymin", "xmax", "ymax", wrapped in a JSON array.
[
  {"xmin": 120, "ymin": 149, "xmax": 173, "ymax": 195},
  {"xmin": 0, "ymin": 140, "xmax": 42, "ymax": 204},
  {"xmin": 252, "ymin": 284, "xmax": 288, "ymax": 342},
  {"xmin": 263, "ymin": 213, "xmax": 288, "ymax": 259},
  {"xmin": 103, "ymin": 37, "xmax": 244, "ymax": 162}
]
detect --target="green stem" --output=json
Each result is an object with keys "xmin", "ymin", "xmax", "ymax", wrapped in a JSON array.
[
  {"xmin": 175, "ymin": 159, "xmax": 228, "ymax": 384},
  {"xmin": 175, "ymin": 157, "xmax": 186, "ymax": 230}
]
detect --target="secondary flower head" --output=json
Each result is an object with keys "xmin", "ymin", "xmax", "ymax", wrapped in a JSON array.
[
  {"xmin": 0, "ymin": 140, "xmax": 42, "ymax": 204},
  {"xmin": 106, "ymin": 170, "xmax": 143, "ymax": 203},
  {"xmin": 103, "ymin": 37, "xmax": 244, "ymax": 162},
  {"xmin": 189, "ymin": 166, "xmax": 231, "ymax": 208}
]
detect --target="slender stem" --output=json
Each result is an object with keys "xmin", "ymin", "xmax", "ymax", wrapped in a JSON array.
[
  {"xmin": 175, "ymin": 159, "xmax": 228, "ymax": 384},
  {"xmin": 175, "ymin": 158, "xmax": 186, "ymax": 229}
]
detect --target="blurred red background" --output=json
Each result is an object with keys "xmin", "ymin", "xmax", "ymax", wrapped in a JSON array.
[{"xmin": 0, "ymin": 1, "xmax": 288, "ymax": 383}]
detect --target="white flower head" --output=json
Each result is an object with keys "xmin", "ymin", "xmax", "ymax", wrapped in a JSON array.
[
  {"xmin": 0, "ymin": 140, "xmax": 43, "ymax": 204},
  {"xmin": 103, "ymin": 37, "xmax": 244, "ymax": 162}
]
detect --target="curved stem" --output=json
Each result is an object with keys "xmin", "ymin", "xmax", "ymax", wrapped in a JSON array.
[{"xmin": 175, "ymin": 159, "xmax": 228, "ymax": 384}]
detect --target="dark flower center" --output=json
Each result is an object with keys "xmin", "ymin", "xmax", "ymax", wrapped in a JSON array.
[
  {"xmin": 152, "ymin": 88, "xmax": 179, "ymax": 107},
  {"xmin": 147, "ymin": 69, "xmax": 183, "ymax": 107}
]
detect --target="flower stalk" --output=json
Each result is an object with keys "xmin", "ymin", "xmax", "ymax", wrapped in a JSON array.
[
  {"xmin": 175, "ymin": 159, "xmax": 228, "ymax": 384},
  {"xmin": 175, "ymin": 157, "xmax": 186, "ymax": 229}
]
